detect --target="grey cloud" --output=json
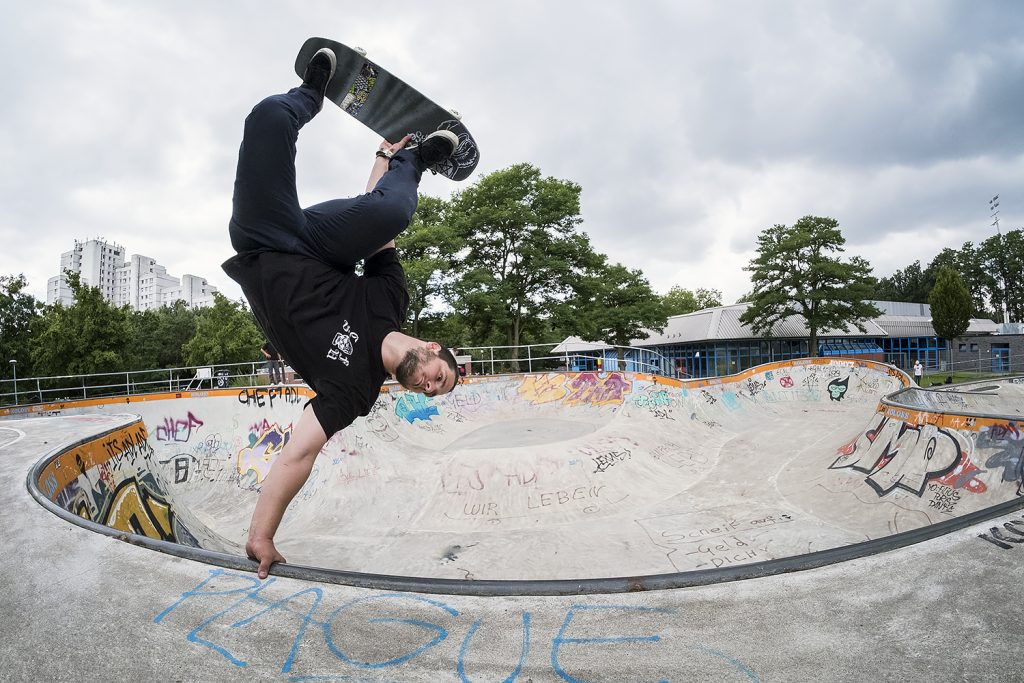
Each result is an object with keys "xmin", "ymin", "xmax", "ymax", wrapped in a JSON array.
[
  {"xmin": 685, "ymin": 3, "xmax": 1024, "ymax": 167},
  {"xmin": 1, "ymin": 0, "xmax": 1022, "ymax": 304}
]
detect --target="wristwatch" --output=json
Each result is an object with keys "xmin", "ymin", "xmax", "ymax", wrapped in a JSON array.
[{"xmin": 375, "ymin": 148, "xmax": 394, "ymax": 159}]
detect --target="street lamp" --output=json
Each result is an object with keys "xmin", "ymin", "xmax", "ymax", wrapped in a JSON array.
[{"xmin": 8, "ymin": 360, "xmax": 17, "ymax": 405}]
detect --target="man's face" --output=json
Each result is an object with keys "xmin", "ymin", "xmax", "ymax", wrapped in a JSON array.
[{"xmin": 395, "ymin": 346, "xmax": 456, "ymax": 397}]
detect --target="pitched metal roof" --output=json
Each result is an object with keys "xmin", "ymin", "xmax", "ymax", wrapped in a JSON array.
[
  {"xmin": 869, "ymin": 300, "xmax": 931, "ymax": 316},
  {"xmin": 553, "ymin": 304, "xmax": 1001, "ymax": 351},
  {"xmin": 873, "ymin": 315, "xmax": 935, "ymax": 337},
  {"xmin": 874, "ymin": 316, "xmax": 1000, "ymax": 337},
  {"xmin": 549, "ymin": 336, "xmax": 613, "ymax": 353},
  {"xmin": 633, "ymin": 304, "xmax": 888, "ymax": 346}
]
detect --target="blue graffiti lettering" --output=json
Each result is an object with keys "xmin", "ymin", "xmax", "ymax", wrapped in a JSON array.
[
  {"xmin": 154, "ymin": 570, "xmax": 760, "ymax": 681},
  {"xmin": 395, "ymin": 394, "xmax": 440, "ymax": 424},
  {"xmin": 322, "ymin": 594, "xmax": 459, "ymax": 668},
  {"xmin": 551, "ymin": 604, "xmax": 674, "ymax": 683},
  {"xmin": 458, "ymin": 613, "xmax": 530, "ymax": 683}
]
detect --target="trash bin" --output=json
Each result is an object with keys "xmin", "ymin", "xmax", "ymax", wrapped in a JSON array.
[{"xmin": 215, "ymin": 371, "xmax": 230, "ymax": 389}]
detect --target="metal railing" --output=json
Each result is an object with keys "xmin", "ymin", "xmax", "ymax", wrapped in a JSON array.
[
  {"xmin": 453, "ymin": 343, "xmax": 667, "ymax": 377},
  {"xmin": 7, "ymin": 341, "xmax": 1019, "ymax": 409},
  {"xmin": 1, "ymin": 343, "xmax": 669, "ymax": 408},
  {"xmin": 884, "ymin": 352, "xmax": 1016, "ymax": 376},
  {"xmin": 0, "ymin": 361, "xmax": 279, "ymax": 408}
]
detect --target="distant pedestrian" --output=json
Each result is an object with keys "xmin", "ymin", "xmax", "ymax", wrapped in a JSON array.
[
  {"xmin": 261, "ymin": 340, "xmax": 285, "ymax": 385},
  {"xmin": 913, "ymin": 359, "xmax": 923, "ymax": 385}
]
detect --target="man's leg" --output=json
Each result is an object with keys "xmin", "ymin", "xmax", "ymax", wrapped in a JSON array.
[
  {"xmin": 228, "ymin": 86, "xmax": 325, "ymax": 256},
  {"xmin": 300, "ymin": 149, "xmax": 426, "ymax": 269}
]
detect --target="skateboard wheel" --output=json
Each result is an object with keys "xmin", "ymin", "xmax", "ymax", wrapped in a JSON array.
[
  {"xmin": 448, "ymin": 108, "xmax": 462, "ymax": 120},
  {"xmin": 355, "ymin": 47, "xmax": 367, "ymax": 56}
]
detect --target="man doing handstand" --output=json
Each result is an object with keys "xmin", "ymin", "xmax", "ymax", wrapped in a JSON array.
[{"xmin": 222, "ymin": 47, "xmax": 461, "ymax": 578}]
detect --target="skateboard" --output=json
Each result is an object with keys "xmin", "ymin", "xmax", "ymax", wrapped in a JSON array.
[{"xmin": 295, "ymin": 37, "xmax": 480, "ymax": 181}]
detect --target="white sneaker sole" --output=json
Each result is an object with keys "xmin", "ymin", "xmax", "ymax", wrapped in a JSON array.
[
  {"xmin": 312, "ymin": 47, "xmax": 337, "ymax": 81},
  {"xmin": 424, "ymin": 130, "xmax": 459, "ymax": 156}
]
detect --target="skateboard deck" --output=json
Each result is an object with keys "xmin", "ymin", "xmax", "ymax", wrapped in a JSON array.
[{"xmin": 295, "ymin": 37, "xmax": 480, "ymax": 181}]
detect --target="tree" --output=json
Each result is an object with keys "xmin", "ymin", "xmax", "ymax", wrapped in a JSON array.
[
  {"xmin": 740, "ymin": 216, "xmax": 881, "ymax": 357},
  {"xmin": 875, "ymin": 242, "xmax": 996, "ymax": 320},
  {"xmin": 182, "ymin": 293, "xmax": 264, "ymax": 366},
  {"xmin": 979, "ymin": 229, "xmax": 1024, "ymax": 322},
  {"xmin": 929, "ymin": 266, "xmax": 972, "ymax": 372},
  {"xmin": 413, "ymin": 311, "xmax": 472, "ymax": 351},
  {"xmin": 448, "ymin": 163, "xmax": 601, "ymax": 359},
  {"xmin": 569, "ymin": 259, "xmax": 668, "ymax": 369},
  {"xmin": 873, "ymin": 260, "xmax": 930, "ymax": 303},
  {"xmin": 396, "ymin": 195, "xmax": 461, "ymax": 338},
  {"xmin": 694, "ymin": 287, "xmax": 723, "ymax": 310},
  {"xmin": 30, "ymin": 271, "xmax": 132, "ymax": 377},
  {"xmin": 662, "ymin": 286, "xmax": 722, "ymax": 316},
  {"xmin": 128, "ymin": 301, "xmax": 199, "ymax": 370},
  {"xmin": 923, "ymin": 245, "xmax": 993, "ymax": 319},
  {"xmin": 0, "ymin": 274, "xmax": 42, "ymax": 378}
]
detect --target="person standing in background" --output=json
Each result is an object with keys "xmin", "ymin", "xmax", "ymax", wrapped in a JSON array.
[{"xmin": 261, "ymin": 340, "xmax": 285, "ymax": 385}]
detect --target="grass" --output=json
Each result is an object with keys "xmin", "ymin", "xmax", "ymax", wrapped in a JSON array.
[{"xmin": 920, "ymin": 371, "xmax": 1005, "ymax": 388}]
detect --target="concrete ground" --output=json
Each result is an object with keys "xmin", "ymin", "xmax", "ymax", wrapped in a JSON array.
[
  {"xmin": 3, "ymin": 405, "xmax": 1024, "ymax": 680},
  {"xmin": 2, "ymin": 413, "xmax": 1024, "ymax": 679}
]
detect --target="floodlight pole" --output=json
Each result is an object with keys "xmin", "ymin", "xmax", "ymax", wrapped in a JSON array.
[{"xmin": 989, "ymin": 195, "xmax": 1010, "ymax": 325}]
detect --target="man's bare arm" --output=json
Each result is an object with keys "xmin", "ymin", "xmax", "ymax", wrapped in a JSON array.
[
  {"xmin": 245, "ymin": 404, "xmax": 328, "ymax": 578},
  {"xmin": 365, "ymin": 156, "xmax": 391, "ymax": 193},
  {"xmin": 365, "ymin": 135, "xmax": 413, "ymax": 191}
]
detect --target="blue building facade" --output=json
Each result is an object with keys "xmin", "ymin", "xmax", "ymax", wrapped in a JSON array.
[{"xmin": 554, "ymin": 301, "xmax": 987, "ymax": 380}]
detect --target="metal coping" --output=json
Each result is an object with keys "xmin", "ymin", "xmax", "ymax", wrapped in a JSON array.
[
  {"xmin": 884, "ymin": 375, "xmax": 1024, "ymax": 423},
  {"xmin": 25, "ymin": 417, "xmax": 1024, "ymax": 597}
]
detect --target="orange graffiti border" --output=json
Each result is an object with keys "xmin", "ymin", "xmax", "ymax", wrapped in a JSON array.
[{"xmin": 35, "ymin": 421, "xmax": 149, "ymax": 501}]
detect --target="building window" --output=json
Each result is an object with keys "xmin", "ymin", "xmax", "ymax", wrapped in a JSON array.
[
  {"xmin": 958, "ymin": 343, "xmax": 967, "ymax": 352},
  {"xmin": 970, "ymin": 343, "xmax": 979, "ymax": 352}
]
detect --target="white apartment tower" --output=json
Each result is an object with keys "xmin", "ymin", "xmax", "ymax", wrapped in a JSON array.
[
  {"xmin": 47, "ymin": 239, "xmax": 124, "ymax": 306},
  {"xmin": 113, "ymin": 255, "xmax": 181, "ymax": 311},
  {"xmin": 162, "ymin": 274, "xmax": 217, "ymax": 309},
  {"xmin": 48, "ymin": 238, "xmax": 218, "ymax": 311}
]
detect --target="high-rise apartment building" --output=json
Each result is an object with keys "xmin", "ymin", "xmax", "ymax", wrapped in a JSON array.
[
  {"xmin": 47, "ymin": 239, "xmax": 124, "ymax": 306},
  {"xmin": 162, "ymin": 274, "xmax": 217, "ymax": 309},
  {"xmin": 47, "ymin": 238, "xmax": 218, "ymax": 311},
  {"xmin": 114, "ymin": 254, "xmax": 162, "ymax": 309}
]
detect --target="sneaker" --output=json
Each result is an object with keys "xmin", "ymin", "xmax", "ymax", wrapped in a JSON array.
[
  {"xmin": 415, "ymin": 130, "xmax": 459, "ymax": 168},
  {"xmin": 301, "ymin": 48, "xmax": 337, "ymax": 102}
]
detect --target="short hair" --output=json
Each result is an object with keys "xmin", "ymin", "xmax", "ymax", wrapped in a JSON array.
[{"xmin": 438, "ymin": 346, "xmax": 461, "ymax": 390}]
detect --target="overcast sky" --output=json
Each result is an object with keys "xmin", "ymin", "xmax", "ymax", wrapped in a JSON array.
[{"xmin": 2, "ymin": 0, "xmax": 1022, "ymax": 307}]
